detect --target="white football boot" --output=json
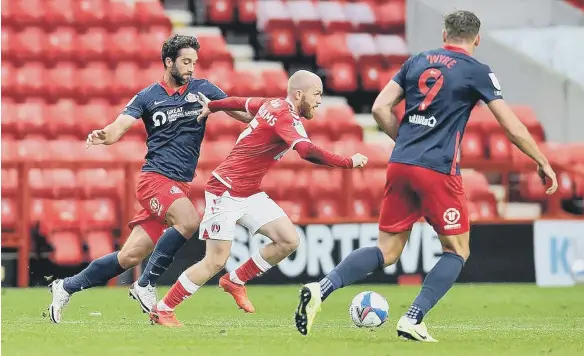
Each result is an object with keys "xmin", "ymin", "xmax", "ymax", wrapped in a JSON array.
[
  {"xmin": 129, "ymin": 281, "xmax": 157, "ymax": 313},
  {"xmin": 294, "ymin": 282, "xmax": 322, "ymax": 336},
  {"xmin": 48, "ymin": 279, "xmax": 70, "ymax": 324},
  {"xmin": 396, "ymin": 316, "xmax": 438, "ymax": 342}
]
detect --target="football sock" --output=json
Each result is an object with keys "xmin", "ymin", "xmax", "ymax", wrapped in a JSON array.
[
  {"xmin": 138, "ymin": 227, "xmax": 187, "ymax": 287},
  {"xmin": 157, "ymin": 272, "xmax": 200, "ymax": 311},
  {"xmin": 319, "ymin": 246, "xmax": 384, "ymax": 301},
  {"xmin": 406, "ymin": 252, "xmax": 465, "ymax": 324},
  {"xmin": 62, "ymin": 252, "xmax": 125, "ymax": 294},
  {"xmin": 229, "ymin": 251, "xmax": 273, "ymax": 285}
]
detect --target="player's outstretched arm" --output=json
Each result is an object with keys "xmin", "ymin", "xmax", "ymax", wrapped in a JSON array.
[
  {"xmin": 294, "ymin": 141, "xmax": 367, "ymax": 169},
  {"xmin": 197, "ymin": 93, "xmax": 269, "ymax": 123},
  {"xmin": 488, "ymin": 99, "xmax": 558, "ymax": 194},
  {"xmin": 372, "ymin": 80, "xmax": 404, "ymax": 141},
  {"xmin": 85, "ymin": 114, "xmax": 136, "ymax": 148}
]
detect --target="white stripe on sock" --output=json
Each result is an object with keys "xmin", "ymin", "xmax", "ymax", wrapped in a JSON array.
[
  {"xmin": 178, "ymin": 272, "xmax": 201, "ymax": 294},
  {"xmin": 157, "ymin": 300, "xmax": 172, "ymax": 311},
  {"xmin": 229, "ymin": 270, "xmax": 244, "ymax": 285},
  {"xmin": 251, "ymin": 251, "xmax": 273, "ymax": 272}
]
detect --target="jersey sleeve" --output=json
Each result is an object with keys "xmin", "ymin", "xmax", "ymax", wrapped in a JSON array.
[
  {"xmin": 121, "ymin": 92, "xmax": 148, "ymax": 119},
  {"xmin": 274, "ymin": 112, "xmax": 311, "ymax": 148},
  {"xmin": 391, "ymin": 55, "xmax": 415, "ymax": 88},
  {"xmin": 472, "ymin": 65, "xmax": 504, "ymax": 103},
  {"xmin": 244, "ymin": 97, "xmax": 271, "ymax": 116},
  {"xmin": 201, "ymin": 80, "xmax": 228, "ymax": 101}
]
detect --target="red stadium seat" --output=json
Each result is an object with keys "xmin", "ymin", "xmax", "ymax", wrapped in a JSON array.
[
  {"xmin": 73, "ymin": 0, "xmax": 108, "ymax": 28},
  {"xmin": 77, "ymin": 100, "xmax": 112, "ymax": 136},
  {"xmin": 314, "ymin": 200, "xmax": 341, "ymax": 219},
  {"xmin": 230, "ymin": 70, "xmax": 265, "ymax": 97},
  {"xmin": 27, "ymin": 169, "xmax": 51, "ymax": 198},
  {"xmin": 107, "ymin": 27, "xmax": 140, "ymax": 63},
  {"xmin": 2, "ymin": 139, "xmax": 17, "ymax": 162},
  {"xmin": 316, "ymin": 34, "xmax": 354, "ymax": 69},
  {"xmin": 18, "ymin": 139, "xmax": 50, "ymax": 161},
  {"xmin": 237, "ymin": 0, "xmax": 257, "ymax": 23},
  {"xmin": 46, "ymin": 27, "xmax": 77, "ymax": 64},
  {"xmin": 257, "ymin": 1, "xmax": 296, "ymax": 56},
  {"xmin": 197, "ymin": 34, "xmax": 233, "ymax": 69},
  {"xmin": 49, "ymin": 169, "xmax": 79, "ymax": 198},
  {"xmin": 1, "ymin": 1, "xmax": 13, "ymax": 28},
  {"xmin": 47, "ymin": 99, "xmax": 78, "ymax": 139},
  {"xmin": 14, "ymin": 63, "xmax": 47, "ymax": 99},
  {"xmin": 261, "ymin": 68, "xmax": 288, "ymax": 97},
  {"xmin": 2, "ymin": 27, "xmax": 14, "ymax": 62},
  {"xmin": 47, "ymin": 140, "xmax": 84, "ymax": 162},
  {"xmin": 78, "ymin": 62, "xmax": 112, "ymax": 102},
  {"xmin": 375, "ymin": 35, "xmax": 409, "ymax": 66},
  {"xmin": 45, "ymin": 0, "xmax": 75, "ymax": 28},
  {"xmin": 1, "ymin": 198, "xmax": 17, "ymax": 230},
  {"xmin": 343, "ymin": 2, "xmax": 377, "ymax": 33},
  {"xmin": 512, "ymin": 105, "xmax": 545, "ymax": 142},
  {"xmin": 316, "ymin": 1, "xmax": 352, "ymax": 33},
  {"xmin": 82, "ymin": 199, "xmax": 118, "ymax": 230},
  {"xmin": 207, "ymin": 0, "xmax": 235, "ymax": 24},
  {"xmin": 327, "ymin": 62, "xmax": 358, "ymax": 92},
  {"xmin": 287, "ymin": 1, "xmax": 324, "ymax": 57},
  {"xmin": 78, "ymin": 169, "xmax": 123, "ymax": 198},
  {"xmin": 376, "ymin": 1, "xmax": 406, "ymax": 33},
  {"xmin": 11, "ymin": 0, "xmax": 45, "ymax": 29},
  {"xmin": 49, "ymin": 200, "xmax": 82, "ymax": 231},
  {"xmin": 346, "ymin": 33, "xmax": 383, "ymax": 91},
  {"xmin": 113, "ymin": 140, "xmax": 148, "ymax": 162},
  {"xmin": 140, "ymin": 26, "xmax": 172, "ymax": 65},
  {"xmin": 107, "ymin": 0, "xmax": 138, "ymax": 29},
  {"xmin": 111, "ymin": 62, "xmax": 141, "ymax": 100},
  {"xmin": 204, "ymin": 66, "xmax": 236, "ymax": 97},
  {"xmin": 13, "ymin": 27, "xmax": 45, "ymax": 63},
  {"xmin": 1, "ymin": 169, "xmax": 18, "ymax": 197},
  {"xmin": 136, "ymin": 0, "xmax": 172, "ymax": 28},
  {"xmin": 47, "ymin": 231, "xmax": 84, "ymax": 265},
  {"xmin": 15, "ymin": 100, "xmax": 47, "ymax": 139},
  {"xmin": 77, "ymin": 28, "xmax": 108, "ymax": 63},
  {"xmin": 279, "ymin": 200, "xmax": 307, "ymax": 221},
  {"xmin": 460, "ymin": 132, "xmax": 485, "ymax": 164},
  {"xmin": 84, "ymin": 231, "xmax": 115, "ymax": 261},
  {"xmin": 46, "ymin": 62, "xmax": 77, "ymax": 101},
  {"xmin": 1, "ymin": 99, "xmax": 17, "ymax": 136}
]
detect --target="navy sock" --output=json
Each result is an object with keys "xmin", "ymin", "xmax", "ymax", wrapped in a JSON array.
[
  {"xmin": 62, "ymin": 252, "xmax": 125, "ymax": 294},
  {"xmin": 406, "ymin": 252, "xmax": 465, "ymax": 324},
  {"xmin": 319, "ymin": 246, "xmax": 384, "ymax": 301},
  {"xmin": 137, "ymin": 227, "xmax": 187, "ymax": 287}
]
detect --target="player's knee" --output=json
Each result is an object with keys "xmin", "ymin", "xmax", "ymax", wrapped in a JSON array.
[
  {"xmin": 279, "ymin": 233, "xmax": 299, "ymax": 254},
  {"xmin": 441, "ymin": 240, "xmax": 470, "ymax": 261},
  {"xmin": 203, "ymin": 255, "xmax": 228, "ymax": 273}
]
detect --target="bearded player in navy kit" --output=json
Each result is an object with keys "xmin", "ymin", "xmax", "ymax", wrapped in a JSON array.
[
  {"xmin": 295, "ymin": 11, "xmax": 559, "ymax": 341},
  {"xmin": 48, "ymin": 34, "xmax": 249, "ymax": 323}
]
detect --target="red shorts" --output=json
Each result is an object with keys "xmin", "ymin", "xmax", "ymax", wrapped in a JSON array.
[
  {"xmin": 128, "ymin": 172, "xmax": 192, "ymax": 243},
  {"xmin": 379, "ymin": 163, "xmax": 469, "ymax": 236}
]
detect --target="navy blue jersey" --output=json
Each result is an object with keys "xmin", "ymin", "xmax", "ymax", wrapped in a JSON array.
[
  {"xmin": 390, "ymin": 45, "xmax": 503, "ymax": 175},
  {"xmin": 122, "ymin": 78, "xmax": 227, "ymax": 182}
]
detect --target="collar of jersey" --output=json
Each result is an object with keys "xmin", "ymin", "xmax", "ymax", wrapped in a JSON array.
[
  {"xmin": 159, "ymin": 78, "xmax": 189, "ymax": 96},
  {"xmin": 284, "ymin": 97, "xmax": 298, "ymax": 113},
  {"xmin": 442, "ymin": 44, "xmax": 471, "ymax": 56}
]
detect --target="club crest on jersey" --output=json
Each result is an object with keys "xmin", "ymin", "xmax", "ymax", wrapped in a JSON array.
[
  {"xmin": 149, "ymin": 197, "xmax": 162, "ymax": 216},
  {"xmin": 211, "ymin": 222, "xmax": 221, "ymax": 234},
  {"xmin": 293, "ymin": 120, "xmax": 308, "ymax": 138},
  {"xmin": 443, "ymin": 208, "xmax": 461, "ymax": 230},
  {"xmin": 185, "ymin": 92, "xmax": 198, "ymax": 103}
]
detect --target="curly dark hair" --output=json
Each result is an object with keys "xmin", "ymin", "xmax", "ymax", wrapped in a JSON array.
[
  {"xmin": 444, "ymin": 10, "xmax": 481, "ymax": 41},
  {"xmin": 161, "ymin": 34, "xmax": 201, "ymax": 68}
]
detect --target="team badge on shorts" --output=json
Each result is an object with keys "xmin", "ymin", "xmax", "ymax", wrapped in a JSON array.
[
  {"xmin": 170, "ymin": 185, "xmax": 182, "ymax": 195},
  {"xmin": 149, "ymin": 197, "xmax": 162, "ymax": 216},
  {"xmin": 211, "ymin": 222, "xmax": 221, "ymax": 234},
  {"xmin": 185, "ymin": 92, "xmax": 198, "ymax": 103},
  {"xmin": 443, "ymin": 208, "xmax": 461, "ymax": 230}
]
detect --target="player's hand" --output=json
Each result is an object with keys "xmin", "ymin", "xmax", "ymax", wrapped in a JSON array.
[
  {"xmin": 85, "ymin": 130, "xmax": 107, "ymax": 149},
  {"xmin": 537, "ymin": 163, "xmax": 558, "ymax": 195},
  {"xmin": 351, "ymin": 153, "xmax": 368, "ymax": 168},
  {"xmin": 196, "ymin": 92, "xmax": 211, "ymax": 123}
]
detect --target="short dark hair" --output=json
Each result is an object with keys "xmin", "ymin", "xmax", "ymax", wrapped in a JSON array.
[
  {"xmin": 444, "ymin": 10, "xmax": 481, "ymax": 41},
  {"xmin": 161, "ymin": 34, "xmax": 201, "ymax": 67}
]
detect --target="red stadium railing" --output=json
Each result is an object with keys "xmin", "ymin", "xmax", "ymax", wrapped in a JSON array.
[{"xmin": 2, "ymin": 159, "xmax": 581, "ymax": 287}]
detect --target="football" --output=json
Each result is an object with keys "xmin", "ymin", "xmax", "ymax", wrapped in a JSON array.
[
  {"xmin": 570, "ymin": 259, "xmax": 584, "ymax": 284},
  {"xmin": 349, "ymin": 291, "xmax": 389, "ymax": 328}
]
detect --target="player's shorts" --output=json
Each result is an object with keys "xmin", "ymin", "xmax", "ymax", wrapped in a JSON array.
[
  {"xmin": 379, "ymin": 163, "xmax": 469, "ymax": 236},
  {"xmin": 199, "ymin": 190, "xmax": 287, "ymax": 241},
  {"xmin": 128, "ymin": 172, "xmax": 192, "ymax": 243}
]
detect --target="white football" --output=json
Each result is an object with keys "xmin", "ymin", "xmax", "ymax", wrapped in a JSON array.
[
  {"xmin": 349, "ymin": 291, "xmax": 389, "ymax": 328},
  {"xmin": 571, "ymin": 259, "xmax": 584, "ymax": 284}
]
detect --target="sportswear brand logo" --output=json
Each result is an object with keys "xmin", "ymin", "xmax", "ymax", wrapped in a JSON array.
[{"xmin": 154, "ymin": 100, "xmax": 167, "ymax": 105}]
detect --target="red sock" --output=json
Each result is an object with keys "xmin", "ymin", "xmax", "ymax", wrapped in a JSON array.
[
  {"xmin": 231, "ymin": 251, "xmax": 272, "ymax": 284},
  {"xmin": 159, "ymin": 272, "xmax": 199, "ymax": 310}
]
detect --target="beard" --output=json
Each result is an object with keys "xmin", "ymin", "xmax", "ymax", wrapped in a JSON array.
[
  {"xmin": 170, "ymin": 64, "xmax": 189, "ymax": 85},
  {"xmin": 299, "ymin": 97, "xmax": 314, "ymax": 119}
]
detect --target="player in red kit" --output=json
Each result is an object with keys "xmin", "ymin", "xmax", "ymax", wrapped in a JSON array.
[
  {"xmin": 294, "ymin": 11, "xmax": 558, "ymax": 340},
  {"xmin": 149, "ymin": 70, "xmax": 368, "ymax": 327}
]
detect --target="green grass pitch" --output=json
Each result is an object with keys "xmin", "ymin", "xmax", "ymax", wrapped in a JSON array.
[{"xmin": 2, "ymin": 284, "xmax": 584, "ymax": 355}]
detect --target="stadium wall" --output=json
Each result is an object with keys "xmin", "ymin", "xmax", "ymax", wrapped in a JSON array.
[{"xmin": 406, "ymin": 0, "xmax": 584, "ymax": 143}]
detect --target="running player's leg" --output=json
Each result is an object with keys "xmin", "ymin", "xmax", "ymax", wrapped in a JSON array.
[
  {"xmin": 398, "ymin": 167, "xmax": 469, "ymax": 342},
  {"xmin": 48, "ymin": 225, "xmax": 154, "ymax": 323},
  {"xmin": 150, "ymin": 191, "xmax": 241, "ymax": 327},
  {"xmin": 295, "ymin": 163, "xmax": 421, "ymax": 335},
  {"xmin": 220, "ymin": 193, "xmax": 294, "ymax": 312},
  {"xmin": 135, "ymin": 174, "xmax": 200, "ymax": 289}
]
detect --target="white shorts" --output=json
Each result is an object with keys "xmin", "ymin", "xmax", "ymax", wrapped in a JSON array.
[{"xmin": 198, "ymin": 191, "xmax": 287, "ymax": 241}]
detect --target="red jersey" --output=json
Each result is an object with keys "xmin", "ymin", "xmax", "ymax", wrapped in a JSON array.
[{"xmin": 207, "ymin": 97, "xmax": 311, "ymax": 197}]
